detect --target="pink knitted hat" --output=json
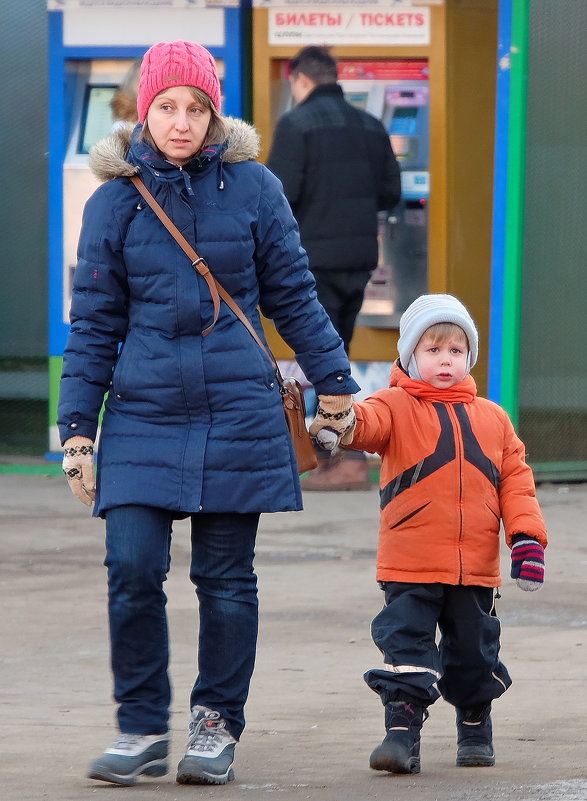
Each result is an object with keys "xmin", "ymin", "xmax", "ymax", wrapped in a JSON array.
[{"xmin": 137, "ymin": 40, "xmax": 221, "ymax": 122}]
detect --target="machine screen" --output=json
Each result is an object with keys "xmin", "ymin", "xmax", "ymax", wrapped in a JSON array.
[
  {"xmin": 78, "ymin": 85, "xmax": 117, "ymax": 155},
  {"xmin": 389, "ymin": 107, "xmax": 418, "ymax": 135},
  {"xmin": 345, "ymin": 91, "xmax": 369, "ymax": 110}
]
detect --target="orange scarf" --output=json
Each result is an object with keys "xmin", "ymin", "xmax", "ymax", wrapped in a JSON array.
[{"xmin": 389, "ymin": 360, "xmax": 477, "ymax": 404}]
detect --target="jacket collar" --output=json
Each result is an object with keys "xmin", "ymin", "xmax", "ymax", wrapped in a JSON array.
[
  {"xmin": 389, "ymin": 360, "xmax": 477, "ymax": 403},
  {"xmin": 88, "ymin": 117, "xmax": 261, "ymax": 184},
  {"xmin": 303, "ymin": 83, "xmax": 344, "ymax": 105},
  {"xmin": 127, "ymin": 127, "xmax": 225, "ymax": 180}
]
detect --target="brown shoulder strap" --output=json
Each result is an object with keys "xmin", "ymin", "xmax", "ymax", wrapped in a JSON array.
[
  {"xmin": 130, "ymin": 175, "xmax": 220, "ymax": 337},
  {"xmin": 130, "ymin": 175, "xmax": 283, "ymax": 380}
]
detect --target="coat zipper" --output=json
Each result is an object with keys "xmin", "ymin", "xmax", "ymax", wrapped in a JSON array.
[{"xmin": 446, "ymin": 403, "xmax": 465, "ymax": 582}]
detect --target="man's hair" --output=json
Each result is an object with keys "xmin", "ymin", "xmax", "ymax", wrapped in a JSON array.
[{"xmin": 289, "ymin": 46, "xmax": 338, "ymax": 85}]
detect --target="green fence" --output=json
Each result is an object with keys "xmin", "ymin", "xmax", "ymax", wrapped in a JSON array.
[
  {"xmin": 519, "ymin": 0, "xmax": 587, "ymax": 481},
  {"xmin": 0, "ymin": 2, "xmax": 49, "ymax": 461}
]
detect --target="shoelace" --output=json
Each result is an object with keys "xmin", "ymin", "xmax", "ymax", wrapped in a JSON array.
[{"xmin": 187, "ymin": 713, "xmax": 228, "ymax": 753}]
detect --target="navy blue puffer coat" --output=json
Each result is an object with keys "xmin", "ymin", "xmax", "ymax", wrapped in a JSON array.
[{"xmin": 58, "ymin": 120, "xmax": 359, "ymax": 516}]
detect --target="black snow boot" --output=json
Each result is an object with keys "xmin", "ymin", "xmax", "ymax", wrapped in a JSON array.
[
  {"xmin": 369, "ymin": 701, "xmax": 429, "ymax": 774},
  {"xmin": 456, "ymin": 703, "xmax": 495, "ymax": 767}
]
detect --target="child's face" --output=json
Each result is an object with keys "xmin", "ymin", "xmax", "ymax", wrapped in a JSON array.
[{"xmin": 414, "ymin": 329, "xmax": 469, "ymax": 389}]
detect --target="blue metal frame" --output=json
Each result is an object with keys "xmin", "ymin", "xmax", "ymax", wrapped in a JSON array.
[
  {"xmin": 48, "ymin": 10, "xmax": 67, "ymax": 361},
  {"xmin": 487, "ymin": 0, "xmax": 511, "ymax": 404},
  {"xmin": 222, "ymin": 7, "xmax": 247, "ymax": 118}
]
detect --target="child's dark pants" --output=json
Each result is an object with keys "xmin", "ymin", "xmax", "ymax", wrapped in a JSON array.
[{"xmin": 364, "ymin": 582, "xmax": 512, "ymax": 708}]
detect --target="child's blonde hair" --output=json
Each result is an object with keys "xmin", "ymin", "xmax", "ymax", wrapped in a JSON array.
[{"xmin": 420, "ymin": 322, "xmax": 469, "ymax": 350}]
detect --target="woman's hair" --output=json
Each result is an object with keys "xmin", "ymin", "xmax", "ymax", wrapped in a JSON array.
[
  {"xmin": 139, "ymin": 86, "xmax": 228, "ymax": 154},
  {"xmin": 110, "ymin": 59, "xmax": 142, "ymax": 123},
  {"xmin": 422, "ymin": 322, "xmax": 469, "ymax": 349}
]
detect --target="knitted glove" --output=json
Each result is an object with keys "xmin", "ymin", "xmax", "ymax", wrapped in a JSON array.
[
  {"xmin": 309, "ymin": 395, "xmax": 356, "ymax": 451},
  {"xmin": 510, "ymin": 534, "xmax": 545, "ymax": 591},
  {"xmin": 62, "ymin": 436, "xmax": 96, "ymax": 507}
]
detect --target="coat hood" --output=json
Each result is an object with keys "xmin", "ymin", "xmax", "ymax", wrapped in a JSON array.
[{"xmin": 89, "ymin": 118, "xmax": 261, "ymax": 183}]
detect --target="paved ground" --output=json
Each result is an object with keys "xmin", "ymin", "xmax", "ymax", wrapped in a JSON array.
[{"xmin": 1, "ymin": 473, "xmax": 586, "ymax": 801}]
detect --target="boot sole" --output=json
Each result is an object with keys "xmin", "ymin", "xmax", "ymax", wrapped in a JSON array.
[
  {"xmin": 370, "ymin": 758, "xmax": 420, "ymax": 774},
  {"xmin": 370, "ymin": 745, "xmax": 420, "ymax": 774},
  {"xmin": 456, "ymin": 754, "xmax": 495, "ymax": 767}
]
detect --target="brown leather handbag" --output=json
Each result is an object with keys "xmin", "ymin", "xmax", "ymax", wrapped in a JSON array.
[
  {"xmin": 279, "ymin": 376, "xmax": 318, "ymax": 474},
  {"xmin": 130, "ymin": 175, "xmax": 318, "ymax": 475}
]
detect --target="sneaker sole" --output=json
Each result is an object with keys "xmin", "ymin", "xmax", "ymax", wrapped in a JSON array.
[
  {"xmin": 176, "ymin": 764, "xmax": 235, "ymax": 785},
  {"xmin": 88, "ymin": 760, "xmax": 168, "ymax": 786}
]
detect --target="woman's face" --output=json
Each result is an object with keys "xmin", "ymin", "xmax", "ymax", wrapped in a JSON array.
[{"xmin": 146, "ymin": 86, "xmax": 212, "ymax": 166}]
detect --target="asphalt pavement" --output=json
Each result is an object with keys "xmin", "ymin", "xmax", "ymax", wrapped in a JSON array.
[{"xmin": 1, "ymin": 472, "xmax": 586, "ymax": 801}]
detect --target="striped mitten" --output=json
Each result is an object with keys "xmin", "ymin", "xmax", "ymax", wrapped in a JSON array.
[{"xmin": 510, "ymin": 535, "xmax": 545, "ymax": 591}]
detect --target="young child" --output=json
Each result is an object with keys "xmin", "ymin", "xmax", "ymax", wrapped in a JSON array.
[{"xmin": 341, "ymin": 294, "xmax": 548, "ymax": 774}]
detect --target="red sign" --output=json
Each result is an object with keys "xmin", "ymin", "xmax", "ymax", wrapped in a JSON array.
[{"xmin": 337, "ymin": 59, "xmax": 429, "ymax": 81}]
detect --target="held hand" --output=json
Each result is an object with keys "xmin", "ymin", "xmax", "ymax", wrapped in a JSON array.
[
  {"xmin": 510, "ymin": 535, "xmax": 545, "ymax": 591},
  {"xmin": 309, "ymin": 395, "xmax": 356, "ymax": 451},
  {"xmin": 62, "ymin": 436, "xmax": 96, "ymax": 507}
]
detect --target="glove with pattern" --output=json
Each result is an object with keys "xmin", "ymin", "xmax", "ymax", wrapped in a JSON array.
[
  {"xmin": 510, "ymin": 534, "xmax": 545, "ymax": 591},
  {"xmin": 62, "ymin": 435, "xmax": 96, "ymax": 507},
  {"xmin": 309, "ymin": 395, "xmax": 356, "ymax": 451}
]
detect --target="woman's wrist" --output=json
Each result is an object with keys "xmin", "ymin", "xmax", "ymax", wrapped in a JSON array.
[{"xmin": 316, "ymin": 394, "xmax": 353, "ymax": 416}]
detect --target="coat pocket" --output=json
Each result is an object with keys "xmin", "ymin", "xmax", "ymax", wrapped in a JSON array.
[
  {"xmin": 485, "ymin": 501, "xmax": 500, "ymax": 522},
  {"xmin": 110, "ymin": 337, "xmax": 141, "ymax": 400},
  {"xmin": 386, "ymin": 495, "xmax": 431, "ymax": 530},
  {"xmin": 110, "ymin": 346, "xmax": 129, "ymax": 399}
]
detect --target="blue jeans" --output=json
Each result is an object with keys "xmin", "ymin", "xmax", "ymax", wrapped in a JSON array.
[{"xmin": 104, "ymin": 506, "xmax": 260, "ymax": 739}]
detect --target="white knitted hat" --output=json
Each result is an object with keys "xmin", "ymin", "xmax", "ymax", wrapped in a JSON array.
[{"xmin": 397, "ymin": 294, "xmax": 478, "ymax": 379}]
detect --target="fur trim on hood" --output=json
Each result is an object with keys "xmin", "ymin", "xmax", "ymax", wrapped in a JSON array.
[{"xmin": 89, "ymin": 117, "xmax": 261, "ymax": 183}]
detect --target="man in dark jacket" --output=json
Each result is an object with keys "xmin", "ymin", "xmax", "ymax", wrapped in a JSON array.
[{"xmin": 267, "ymin": 45, "xmax": 401, "ymax": 490}]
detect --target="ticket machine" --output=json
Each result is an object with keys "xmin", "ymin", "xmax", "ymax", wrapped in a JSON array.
[
  {"xmin": 47, "ymin": 1, "xmax": 251, "ymax": 452},
  {"xmin": 253, "ymin": 1, "xmax": 499, "ymax": 398},
  {"xmin": 340, "ymin": 60, "xmax": 429, "ymax": 327},
  {"xmin": 61, "ymin": 59, "xmax": 138, "ymax": 323},
  {"xmin": 270, "ymin": 58, "xmax": 430, "ymax": 329}
]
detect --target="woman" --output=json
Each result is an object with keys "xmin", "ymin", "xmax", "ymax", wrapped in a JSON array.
[{"xmin": 58, "ymin": 41, "xmax": 358, "ymax": 787}]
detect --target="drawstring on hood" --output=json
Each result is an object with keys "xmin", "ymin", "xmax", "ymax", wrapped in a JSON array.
[{"xmin": 178, "ymin": 167, "xmax": 195, "ymax": 196}]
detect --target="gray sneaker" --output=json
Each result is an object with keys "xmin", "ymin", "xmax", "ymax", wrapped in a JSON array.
[
  {"xmin": 87, "ymin": 733, "xmax": 169, "ymax": 786},
  {"xmin": 176, "ymin": 706, "xmax": 236, "ymax": 785}
]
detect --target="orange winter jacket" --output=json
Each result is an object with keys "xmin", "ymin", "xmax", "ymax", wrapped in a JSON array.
[{"xmin": 350, "ymin": 363, "xmax": 547, "ymax": 587}]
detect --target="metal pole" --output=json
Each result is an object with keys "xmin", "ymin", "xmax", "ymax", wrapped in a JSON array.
[
  {"xmin": 488, "ymin": 0, "xmax": 512, "ymax": 405},
  {"xmin": 500, "ymin": 0, "xmax": 530, "ymax": 426}
]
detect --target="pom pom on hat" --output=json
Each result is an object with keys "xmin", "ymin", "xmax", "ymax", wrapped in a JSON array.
[
  {"xmin": 397, "ymin": 294, "xmax": 478, "ymax": 378},
  {"xmin": 137, "ymin": 40, "xmax": 221, "ymax": 123}
]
